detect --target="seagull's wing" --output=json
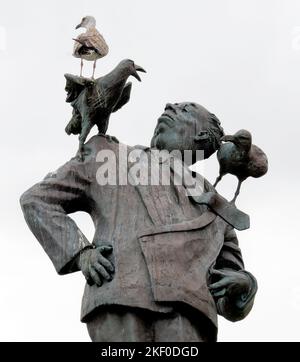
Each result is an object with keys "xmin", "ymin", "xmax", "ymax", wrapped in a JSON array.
[
  {"xmin": 75, "ymin": 30, "xmax": 109, "ymax": 56},
  {"xmin": 112, "ymin": 82, "xmax": 132, "ymax": 112}
]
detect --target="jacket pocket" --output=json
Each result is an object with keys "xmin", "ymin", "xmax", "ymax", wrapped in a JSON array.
[
  {"xmin": 137, "ymin": 211, "xmax": 216, "ymax": 238},
  {"xmin": 138, "ymin": 211, "xmax": 222, "ymax": 324}
]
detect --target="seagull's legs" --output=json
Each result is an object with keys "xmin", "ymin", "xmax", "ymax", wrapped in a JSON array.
[
  {"xmin": 80, "ymin": 58, "xmax": 83, "ymax": 77},
  {"xmin": 92, "ymin": 60, "xmax": 97, "ymax": 79},
  {"xmin": 213, "ymin": 174, "xmax": 223, "ymax": 188},
  {"xmin": 231, "ymin": 179, "xmax": 243, "ymax": 204}
]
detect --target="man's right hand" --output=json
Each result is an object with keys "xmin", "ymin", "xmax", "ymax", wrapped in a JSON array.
[{"xmin": 78, "ymin": 245, "xmax": 114, "ymax": 286}]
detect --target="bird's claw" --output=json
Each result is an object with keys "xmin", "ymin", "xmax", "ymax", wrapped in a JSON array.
[{"xmin": 76, "ymin": 150, "xmax": 84, "ymax": 162}]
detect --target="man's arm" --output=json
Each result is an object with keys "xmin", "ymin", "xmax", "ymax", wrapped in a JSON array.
[
  {"xmin": 20, "ymin": 159, "xmax": 93, "ymax": 275},
  {"xmin": 209, "ymin": 225, "xmax": 258, "ymax": 322}
]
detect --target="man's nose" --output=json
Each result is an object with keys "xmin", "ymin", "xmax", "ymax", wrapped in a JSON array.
[{"xmin": 165, "ymin": 103, "xmax": 178, "ymax": 113}]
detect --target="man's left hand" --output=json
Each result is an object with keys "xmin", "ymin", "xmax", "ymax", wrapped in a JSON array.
[{"xmin": 209, "ymin": 269, "xmax": 250, "ymax": 300}]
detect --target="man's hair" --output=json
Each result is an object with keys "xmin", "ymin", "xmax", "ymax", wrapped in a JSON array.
[
  {"xmin": 204, "ymin": 112, "xmax": 224, "ymax": 158},
  {"xmin": 193, "ymin": 103, "xmax": 224, "ymax": 159}
]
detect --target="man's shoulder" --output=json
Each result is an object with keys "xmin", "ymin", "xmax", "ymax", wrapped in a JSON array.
[
  {"xmin": 44, "ymin": 136, "xmax": 130, "ymax": 177},
  {"xmin": 85, "ymin": 134, "xmax": 121, "ymax": 150},
  {"xmin": 83, "ymin": 135, "xmax": 137, "ymax": 155}
]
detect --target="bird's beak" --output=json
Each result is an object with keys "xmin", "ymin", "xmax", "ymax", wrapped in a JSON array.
[
  {"xmin": 221, "ymin": 135, "xmax": 235, "ymax": 143},
  {"xmin": 75, "ymin": 23, "xmax": 82, "ymax": 29},
  {"xmin": 132, "ymin": 64, "xmax": 146, "ymax": 82}
]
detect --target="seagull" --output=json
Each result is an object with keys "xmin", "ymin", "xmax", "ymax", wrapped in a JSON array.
[
  {"xmin": 64, "ymin": 59, "xmax": 146, "ymax": 160},
  {"xmin": 214, "ymin": 129, "xmax": 268, "ymax": 203},
  {"xmin": 73, "ymin": 16, "xmax": 109, "ymax": 79}
]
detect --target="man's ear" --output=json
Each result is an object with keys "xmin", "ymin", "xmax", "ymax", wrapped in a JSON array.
[{"xmin": 194, "ymin": 131, "xmax": 210, "ymax": 143}]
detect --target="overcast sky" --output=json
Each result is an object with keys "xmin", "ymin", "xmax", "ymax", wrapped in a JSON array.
[{"xmin": 1, "ymin": 0, "xmax": 300, "ymax": 341}]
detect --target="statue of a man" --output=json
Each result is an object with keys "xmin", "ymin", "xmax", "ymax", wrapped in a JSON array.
[{"xmin": 20, "ymin": 102, "xmax": 257, "ymax": 342}]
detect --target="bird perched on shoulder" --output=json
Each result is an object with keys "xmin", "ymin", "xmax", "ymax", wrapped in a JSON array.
[
  {"xmin": 73, "ymin": 15, "xmax": 109, "ymax": 78},
  {"xmin": 214, "ymin": 129, "xmax": 268, "ymax": 203},
  {"xmin": 64, "ymin": 59, "xmax": 146, "ymax": 161}
]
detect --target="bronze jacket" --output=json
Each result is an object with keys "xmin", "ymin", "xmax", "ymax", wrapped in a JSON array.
[{"xmin": 20, "ymin": 135, "xmax": 257, "ymax": 328}]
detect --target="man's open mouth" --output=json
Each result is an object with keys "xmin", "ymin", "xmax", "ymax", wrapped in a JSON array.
[
  {"xmin": 158, "ymin": 112, "xmax": 175, "ymax": 128},
  {"xmin": 161, "ymin": 111, "xmax": 174, "ymax": 121}
]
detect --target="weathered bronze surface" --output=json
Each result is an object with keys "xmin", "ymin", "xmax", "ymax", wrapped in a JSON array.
[
  {"xmin": 64, "ymin": 59, "xmax": 146, "ymax": 160},
  {"xmin": 20, "ymin": 60, "xmax": 265, "ymax": 342},
  {"xmin": 214, "ymin": 129, "xmax": 268, "ymax": 203}
]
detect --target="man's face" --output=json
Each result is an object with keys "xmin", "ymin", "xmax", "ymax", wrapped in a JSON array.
[{"xmin": 151, "ymin": 102, "xmax": 207, "ymax": 152}]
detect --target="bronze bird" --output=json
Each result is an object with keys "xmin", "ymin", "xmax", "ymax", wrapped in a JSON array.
[
  {"xmin": 73, "ymin": 16, "xmax": 109, "ymax": 78},
  {"xmin": 64, "ymin": 59, "xmax": 146, "ymax": 161},
  {"xmin": 214, "ymin": 129, "xmax": 268, "ymax": 203}
]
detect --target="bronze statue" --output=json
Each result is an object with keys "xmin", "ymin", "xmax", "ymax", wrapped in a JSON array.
[
  {"xmin": 64, "ymin": 59, "xmax": 146, "ymax": 160},
  {"xmin": 214, "ymin": 129, "xmax": 268, "ymax": 203},
  {"xmin": 20, "ymin": 79, "xmax": 261, "ymax": 340}
]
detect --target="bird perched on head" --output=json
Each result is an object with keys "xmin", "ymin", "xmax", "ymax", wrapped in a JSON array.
[
  {"xmin": 214, "ymin": 129, "xmax": 268, "ymax": 203},
  {"xmin": 73, "ymin": 15, "xmax": 109, "ymax": 79},
  {"xmin": 64, "ymin": 59, "xmax": 146, "ymax": 161}
]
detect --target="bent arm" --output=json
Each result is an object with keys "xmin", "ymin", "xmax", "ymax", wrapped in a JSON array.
[
  {"xmin": 20, "ymin": 160, "xmax": 93, "ymax": 275},
  {"xmin": 213, "ymin": 225, "xmax": 258, "ymax": 322}
]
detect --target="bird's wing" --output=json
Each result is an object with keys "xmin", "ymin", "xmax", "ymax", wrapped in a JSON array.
[
  {"xmin": 65, "ymin": 73, "xmax": 91, "ymax": 86},
  {"xmin": 74, "ymin": 30, "xmax": 109, "ymax": 56},
  {"xmin": 249, "ymin": 146, "xmax": 269, "ymax": 176},
  {"xmin": 112, "ymin": 82, "xmax": 132, "ymax": 113},
  {"xmin": 64, "ymin": 74, "xmax": 94, "ymax": 102}
]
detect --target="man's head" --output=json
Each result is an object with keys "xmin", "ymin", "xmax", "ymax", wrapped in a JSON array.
[{"xmin": 151, "ymin": 102, "xmax": 224, "ymax": 163}]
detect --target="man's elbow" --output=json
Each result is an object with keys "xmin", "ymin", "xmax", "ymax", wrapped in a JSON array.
[
  {"xmin": 217, "ymin": 290, "xmax": 257, "ymax": 322},
  {"xmin": 20, "ymin": 187, "xmax": 40, "ymax": 216},
  {"xmin": 20, "ymin": 188, "xmax": 29, "ymax": 208},
  {"xmin": 222, "ymin": 304, "xmax": 254, "ymax": 322},
  {"xmin": 20, "ymin": 189, "xmax": 32, "ymax": 208}
]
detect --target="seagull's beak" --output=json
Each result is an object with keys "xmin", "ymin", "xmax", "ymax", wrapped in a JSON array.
[
  {"xmin": 75, "ymin": 23, "xmax": 82, "ymax": 29},
  {"xmin": 132, "ymin": 64, "xmax": 146, "ymax": 82},
  {"xmin": 221, "ymin": 135, "xmax": 235, "ymax": 143}
]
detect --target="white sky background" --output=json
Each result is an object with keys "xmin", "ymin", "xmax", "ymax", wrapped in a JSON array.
[{"xmin": 0, "ymin": 0, "xmax": 299, "ymax": 341}]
